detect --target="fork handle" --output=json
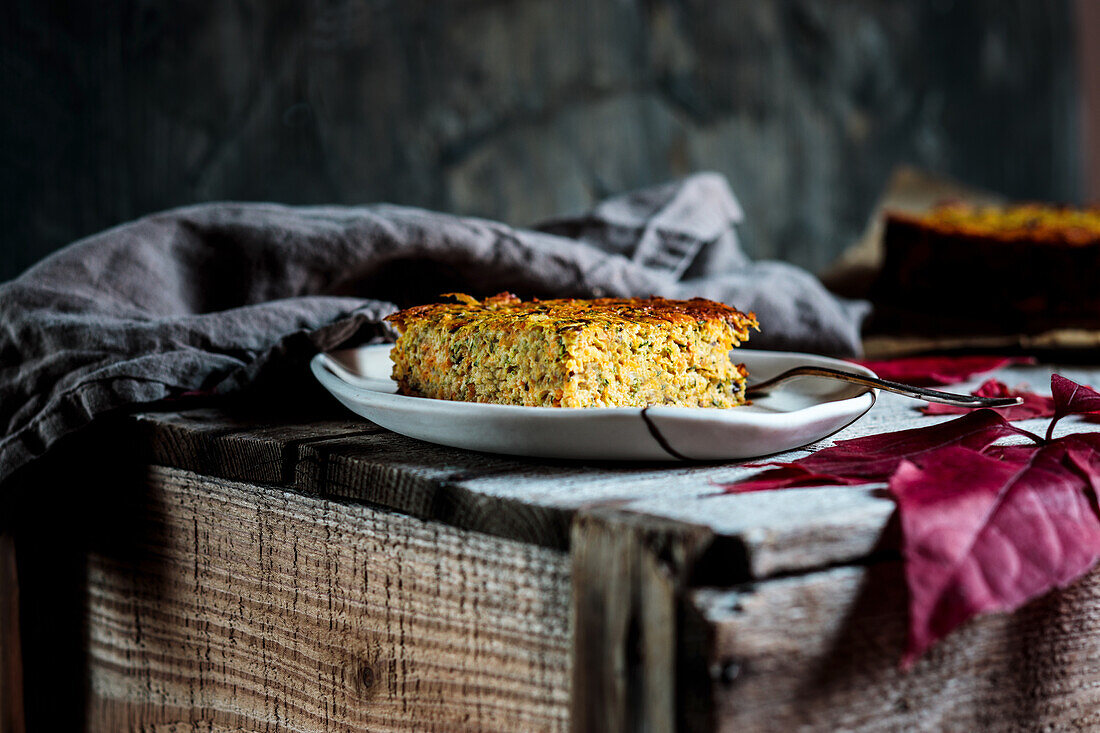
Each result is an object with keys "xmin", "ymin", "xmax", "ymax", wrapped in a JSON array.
[{"xmin": 745, "ymin": 365, "xmax": 1024, "ymax": 408}]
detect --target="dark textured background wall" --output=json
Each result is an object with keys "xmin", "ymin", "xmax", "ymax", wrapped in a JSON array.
[{"xmin": 0, "ymin": 0, "xmax": 1085, "ymax": 281}]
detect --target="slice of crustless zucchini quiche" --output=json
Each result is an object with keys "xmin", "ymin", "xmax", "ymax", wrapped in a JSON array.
[{"xmin": 385, "ymin": 293, "xmax": 759, "ymax": 408}]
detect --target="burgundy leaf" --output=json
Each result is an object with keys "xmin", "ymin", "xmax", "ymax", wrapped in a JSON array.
[
  {"xmin": 1051, "ymin": 374, "xmax": 1100, "ymax": 415},
  {"xmin": 722, "ymin": 410, "xmax": 1038, "ymax": 494},
  {"xmin": 920, "ymin": 379, "xmax": 1054, "ymax": 421},
  {"xmin": 719, "ymin": 465, "xmax": 867, "ymax": 493},
  {"xmin": 718, "ymin": 372, "xmax": 1100, "ymax": 667},
  {"xmin": 1047, "ymin": 375, "xmax": 1100, "ymax": 441},
  {"xmin": 851, "ymin": 355, "xmax": 1027, "ymax": 387},
  {"xmin": 1059, "ymin": 433, "xmax": 1100, "ymax": 498},
  {"xmin": 891, "ymin": 443, "xmax": 1100, "ymax": 668},
  {"xmin": 1068, "ymin": 448, "xmax": 1100, "ymax": 498},
  {"xmin": 1060, "ymin": 431, "xmax": 1100, "ymax": 455}
]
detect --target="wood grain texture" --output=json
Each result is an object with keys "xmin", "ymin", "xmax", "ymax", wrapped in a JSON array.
[
  {"xmin": 570, "ymin": 509, "xmax": 713, "ymax": 733},
  {"xmin": 134, "ymin": 407, "xmax": 384, "ymax": 486},
  {"xmin": 36, "ymin": 362, "xmax": 1100, "ymax": 730},
  {"xmin": 684, "ymin": 562, "xmax": 1100, "ymax": 732},
  {"xmin": 84, "ymin": 465, "xmax": 571, "ymax": 732},
  {"xmin": 136, "ymin": 362, "xmax": 1100, "ymax": 581},
  {"xmin": 132, "ymin": 408, "xmax": 896, "ymax": 579}
]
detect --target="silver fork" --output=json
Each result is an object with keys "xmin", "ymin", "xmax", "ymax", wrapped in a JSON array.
[{"xmin": 745, "ymin": 365, "xmax": 1024, "ymax": 408}]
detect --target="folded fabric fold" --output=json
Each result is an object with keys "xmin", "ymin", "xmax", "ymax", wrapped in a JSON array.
[{"xmin": 0, "ymin": 173, "xmax": 867, "ymax": 486}]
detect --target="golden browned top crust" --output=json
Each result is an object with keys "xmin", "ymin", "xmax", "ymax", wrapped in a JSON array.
[
  {"xmin": 385, "ymin": 292, "xmax": 759, "ymax": 333},
  {"xmin": 889, "ymin": 203, "xmax": 1100, "ymax": 245}
]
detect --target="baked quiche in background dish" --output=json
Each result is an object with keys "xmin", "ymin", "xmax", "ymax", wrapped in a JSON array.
[
  {"xmin": 385, "ymin": 293, "xmax": 759, "ymax": 408},
  {"xmin": 873, "ymin": 202, "xmax": 1100, "ymax": 336}
]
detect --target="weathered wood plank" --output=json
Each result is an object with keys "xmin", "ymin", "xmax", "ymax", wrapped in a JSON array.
[
  {"xmin": 570, "ymin": 509, "xmax": 713, "ymax": 733},
  {"xmin": 133, "ymin": 364, "xmax": 1100, "ymax": 580},
  {"xmin": 271, "ymin": 427, "xmax": 901, "ymax": 578},
  {"xmin": 683, "ymin": 562, "xmax": 1100, "ymax": 732},
  {"xmin": 293, "ymin": 432, "xmax": 578, "ymax": 549},
  {"xmin": 84, "ymin": 465, "xmax": 571, "ymax": 732},
  {"xmin": 134, "ymin": 407, "xmax": 383, "ymax": 485},
  {"xmin": 131, "ymin": 409, "xmax": 898, "ymax": 578}
]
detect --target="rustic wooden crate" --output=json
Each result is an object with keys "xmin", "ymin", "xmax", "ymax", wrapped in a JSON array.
[{"xmin": 8, "ymin": 363, "xmax": 1100, "ymax": 731}]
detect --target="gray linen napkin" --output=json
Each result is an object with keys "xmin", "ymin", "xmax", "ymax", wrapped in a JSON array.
[{"xmin": 0, "ymin": 173, "xmax": 867, "ymax": 484}]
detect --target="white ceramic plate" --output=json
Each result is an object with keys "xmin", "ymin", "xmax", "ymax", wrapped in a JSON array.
[{"xmin": 311, "ymin": 345, "xmax": 877, "ymax": 461}]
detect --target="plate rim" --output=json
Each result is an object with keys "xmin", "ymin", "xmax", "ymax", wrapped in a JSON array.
[
  {"xmin": 311, "ymin": 345, "xmax": 878, "ymax": 460},
  {"xmin": 311, "ymin": 344, "xmax": 877, "ymax": 421}
]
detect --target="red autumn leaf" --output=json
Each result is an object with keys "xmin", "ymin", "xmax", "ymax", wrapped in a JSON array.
[
  {"xmin": 891, "ymin": 443, "xmax": 1100, "ymax": 668},
  {"xmin": 720, "ymin": 372, "xmax": 1100, "ymax": 667},
  {"xmin": 1051, "ymin": 374, "xmax": 1100, "ymax": 415},
  {"xmin": 851, "ymin": 355, "xmax": 1026, "ymax": 387},
  {"xmin": 1061, "ymin": 431, "xmax": 1100, "ymax": 454},
  {"xmin": 722, "ymin": 410, "xmax": 1039, "ymax": 493},
  {"xmin": 1057, "ymin": 433, "xmax": 1100, "ymax": 493},
  {"xmin": 718, "ymin": 465, "xmax": 867, "ymax": 493},
  {"xmin": 1047, "ymin": 375, "xmax": 1100, "ymax": 441},
  {"xmin": 1068, "ymin": 447, "xmax": 1100, "ymax": 498},
  {"xmin": 920, "ymin": 379, "xmax": 1054, "ymax": 421},
  {"xmin": 986, "ymin": 434, "xmax": 1100, "ymax": 470}
]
